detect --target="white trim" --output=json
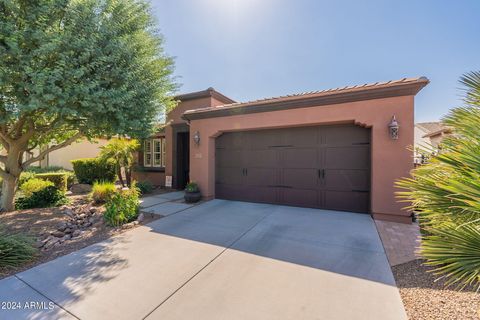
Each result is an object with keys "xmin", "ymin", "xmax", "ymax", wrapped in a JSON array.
[
  {"xmin": 144, "ymin": 140, "xmax": 152, "ymax": 166},
  {"xmin": 152, "ymin": 138, "xmax": 162, "ymax": 167}
]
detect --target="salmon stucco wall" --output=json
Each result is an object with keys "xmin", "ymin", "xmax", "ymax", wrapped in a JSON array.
[
  {"xmin": 165, "ymin": 96, "xmax": 229, "ymax": 184},
  {"xmin": 188, "ymin": 95, "xmax": 415, "ymax": 223}
]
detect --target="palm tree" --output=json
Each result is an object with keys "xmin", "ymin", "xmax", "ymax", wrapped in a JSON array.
[
  {"xmin": 397, "ymin": 71, "xmax": 480, "ymax": 290},
  {"xmin": 99, "ymin": 138, "xmax": 140, "ymax": 187}
]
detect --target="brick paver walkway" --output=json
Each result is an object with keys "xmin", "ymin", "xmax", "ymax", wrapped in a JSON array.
[{"xmin": 375, "ymin": 220, "xmax": 421, "ymax": 266}]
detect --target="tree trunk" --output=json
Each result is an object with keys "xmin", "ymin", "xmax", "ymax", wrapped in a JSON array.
[
  {"xmin": 126, "ymin": 167, "xmax": 131, "ymax": 187},
  {"xmin": 117, "ymin": 165, "xmax": 125, "ymax": 187},
  {"xmin": 1, "ymin": 174, "xmax": 18, "ymax": 212},
  {"xmin": 1, "ymin": 148, "xmax": 24, "ymax": 212}
]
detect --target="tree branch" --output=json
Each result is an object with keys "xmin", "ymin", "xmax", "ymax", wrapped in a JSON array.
[{"xmin": 22, "ymin": 131, "xmax": 83, "ymax": 168}]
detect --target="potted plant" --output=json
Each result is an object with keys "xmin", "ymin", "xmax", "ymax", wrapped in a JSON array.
[{"xmin": 184, "ymin": 181, "xmax": 201, "ymax": 203}]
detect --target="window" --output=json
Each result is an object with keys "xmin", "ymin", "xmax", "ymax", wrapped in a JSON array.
[
  {"xmin": 144, "ymin": 138, "xmax": 165, "ymax": 168},
  {"xmin": 144, "ymin": 140, "xmax": 152, "ymax": 166}
]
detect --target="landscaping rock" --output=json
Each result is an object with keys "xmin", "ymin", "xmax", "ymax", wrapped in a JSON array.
[
  {"xmin": 122, "ymin": 222, "xmax": 135, "ymax": 229},
  {"xmin": 64, "ymin": 228, "xmax": 72, "ymax": 234},
  {"xmin": 93, "ymin": 220, "xmax": 104, "ymax": 228},
  {"xmin": 35, "ymin": 240, "xmax": 45, "ymax": 248},
  {"xmin": 63, "ymin": 209, "xmax": 74, "ymax": 218},
  {"xmin": 70, "ymin": 183, "xmax": 92, "ymax": 194},
  {"xmin": 43, "ymin": 237, "xmax": 60, "ymax": 250},
  {"xmin": 72, "ymin": 229, "xmax": 82, "ymax": 238},
  {"xmin": 56, "ymin": 222, "xmax": 68, "ymax": 232},
  {"xmin": 137, "ymin": 213, "xmax": 145, "ymax": 223},
  {"xmin": 89, "ymin": 207, "xmax": 98, "ymax": 214},
  {"xmin": 51, "ymin": 230, "xmax": 65, "ymax": 238}
]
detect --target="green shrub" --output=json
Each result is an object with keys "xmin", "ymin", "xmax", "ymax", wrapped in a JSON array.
[
  {"xmin": 16, "ymin": 183, "xmax": 67, "ymax": 210},
  {"xmin": 104, "ymin": 184, "xmax": 140, "ymax": 227},
  {"xmin": 35, "ymin": 172, "xmax": 68, "ymax": 192},
  {"xmin": 19, "ymin": 178, "xmax": 54, "ymax": 198},
  {"xmin": 71, "ymin": 158, "xmax": 116, "ymax": 184},
  {"xmin": 185, "ymin": 181, "xmax": 199, "ymax": 192},
  {"xmin": 136, "ymin": 180, "xmax": 153, "ymax": 194},
  {"xmin": 0, "ymin": 230, "xmax": 37, "ymax": 269},
  {"xmin": 18, "ymin": 171, "xmax": 36, "ymax": 187},
  {"xmin": 397, "ymin": 71, "xmax": 480, "ymax": 290},
  {"xmin": 25, "ymin": 166, "xmax": 65, "ymax": 174},
  {"xmin": 90, "ymin": 181, "xmax": 117, "ymax": 204}
]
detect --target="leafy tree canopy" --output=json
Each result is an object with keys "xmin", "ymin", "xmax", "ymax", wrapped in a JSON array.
[{"xmin": 0, "ymin": 0, "xmax": 176, "ymax": 210}]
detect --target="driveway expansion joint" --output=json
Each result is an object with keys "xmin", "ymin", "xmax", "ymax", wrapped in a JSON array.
[{"xmin": 14, "ymin": 275, "xmax": 80, "ymax": 320}]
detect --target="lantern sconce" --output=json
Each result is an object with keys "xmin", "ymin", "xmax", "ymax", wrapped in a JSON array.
[
  {"xmin": 193, "ymin": 131, "xmax": 200, "ymax": 146},
  {"xmin": 388, "ymin": 115, "xmax": 399, "ymax": 140}
]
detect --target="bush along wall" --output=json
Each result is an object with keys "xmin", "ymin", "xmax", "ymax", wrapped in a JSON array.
[
  {"xmin": 71, "ymin": 158, "xmax": 116, "ymax": 184},
  {"xmin": 35, "ymin": 173, "xmax": 68, "ymax": 192}
]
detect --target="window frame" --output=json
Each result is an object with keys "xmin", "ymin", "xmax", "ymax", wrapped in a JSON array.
[
  {"xmin": 143, "ymin": 140, "xmax": 152, "ymax": 167},
  {"xmin": 143, "ymin": 137, "xmax": 166, "ymax": 168}
]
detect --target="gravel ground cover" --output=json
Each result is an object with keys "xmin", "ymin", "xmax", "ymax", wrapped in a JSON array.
[{"xmin": 393, "ymin": 259, "xmax": 479, "ymax": 320}]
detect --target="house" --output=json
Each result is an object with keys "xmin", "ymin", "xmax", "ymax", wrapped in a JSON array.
[
  {"xmin": 25, "ymin": 139, "xmax": 110, "ymax": 170},
  {"xmin": 414, "ymin": 122, "xmax": 452, "ymax": 165},
  {"xmin": 133, "ymin": 77, "xmax": 429, "ymax": 223}
]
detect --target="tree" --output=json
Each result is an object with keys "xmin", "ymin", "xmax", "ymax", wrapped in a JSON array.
[
  {"xmin": 397, "ymin": 71, "xmax": 480, "ymax": 290},
  {"xmin": 99, "ymin": 138, "xmax": 139, "ymax": 187},
  {"xmin": 0, "ymin": 0, "xmax": 176, "ymax": 210}
]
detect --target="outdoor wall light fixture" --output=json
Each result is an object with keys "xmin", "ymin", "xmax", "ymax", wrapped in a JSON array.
[
  {"xmin": 388, "ymin": 115, "xmax": 399, "ymax": 140},
  {"xmin": 193, "ymin": 131, "xmax": 200, "ymax": 145}
]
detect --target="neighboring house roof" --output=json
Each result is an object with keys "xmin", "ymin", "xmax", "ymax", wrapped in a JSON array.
[
  {"xmin": 183, "ymin": 77, "xmax": 429, "ymax": 120},
  {"xmin": 415, "ymin": 122, "xmax": 452, "ymax": 138},
  {"xmin": 416, "ymin": 122, "xmax": 443, "ymax": 133},
  {"xmin": 174, "ymin": 87, "xmax": 236, "ymax": 104},
  {"xmin": 422, "ymin": 127, "xmax": 453, "ymax": 138}
]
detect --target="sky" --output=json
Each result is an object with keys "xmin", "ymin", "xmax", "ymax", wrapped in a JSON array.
[{"xmin": 151, "ymin": 0, "xmax": 480, "ymax": 122}]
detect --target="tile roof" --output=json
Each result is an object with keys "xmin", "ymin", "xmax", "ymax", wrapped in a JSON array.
[
  {"xmin": 415, "ymin": 122, "xmax": 444, "ymax": 133},
  {"xmin": 183, "ymin": 77, "xmax": 429, "ymax": 119}
]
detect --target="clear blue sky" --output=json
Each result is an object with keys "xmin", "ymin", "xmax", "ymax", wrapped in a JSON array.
[{"xmin": 151, "ymin": 0, "xmax": 480, "ymax": 122}]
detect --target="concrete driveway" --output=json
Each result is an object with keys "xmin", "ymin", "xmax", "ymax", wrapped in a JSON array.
[{"xmin": 0, "ymin": 200, "xmax": 406, "ymax": 320}]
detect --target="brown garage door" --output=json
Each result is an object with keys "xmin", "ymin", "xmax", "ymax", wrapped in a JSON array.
[{"xmin": 215, "ymin": 124, "xmax": 370, "ymax": 213}]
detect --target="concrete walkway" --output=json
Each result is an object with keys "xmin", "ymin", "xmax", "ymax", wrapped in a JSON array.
[{"xmin": 0, "ymin": 200, "xmax": 406, "ymax": 320}]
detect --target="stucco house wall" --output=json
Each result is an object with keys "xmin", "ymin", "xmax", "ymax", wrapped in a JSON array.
[
  {"xmin": 183, "ymin": 78, "xmax": 428, "ymax": 223},
  {"xmin": 186, "ymin": 96, "xmax": 414, "ymax": 223}
]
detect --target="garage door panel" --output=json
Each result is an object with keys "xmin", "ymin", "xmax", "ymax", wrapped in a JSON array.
[
  {"xmin": 283, "ymin": 126, "xmax": 318, "ymax": 147},
  {"xmin": 249, "ymin": 129, "xmax": 283, "ymax": 149},
  {"xmin": 216, "ymin": 149, "xmax": 243, "ymax": 168},
  {"xmin": 282, "ymin": 168, "xmax": 318, "ymax": 189},
  {"xmin": 324, "ymin": 191, "xmax": 369, "ymax": 213},
  {"xmin": 243, "ymin": 186, "xmax": 279, "ymax": 204},
  {"xmin": 280, "ymin": 148, "xmax": 318, "ymax": 168},
  {"xmin": 215, "ymin": 184, "xmax": 248, "ymax": 201},
  {"xmin": 244, "ymin": 149, "xmax": 278, "ymax": 167},
  {"xmin": 280, "ymin": 188, "xmax": 318, "ymax": 208},
  {"xmin": 323, "ymin": 125, "xmax": 370, "ymax": 146},
  {"xmin": 325, "ymin": 146, "xmax": 369, "ymax": 169},
  {"xmin": 215, "ymin": 168, "xmax": 243, "ymax": 185},
  {"xmin": 325, "ymin": 170, "xmax": 370, "ymax": 191},
  {"xmin": 216, "ymin": 132, "xmax": 244, "ymax": 149},
  {"xmin": 245, "ymin": 168, "xmax": 278, "ymax": 187}
]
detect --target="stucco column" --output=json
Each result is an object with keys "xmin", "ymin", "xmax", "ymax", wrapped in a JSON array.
[{"xmin": 165, "ymin": 125, "xmax": 174, "ymax": 178}]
